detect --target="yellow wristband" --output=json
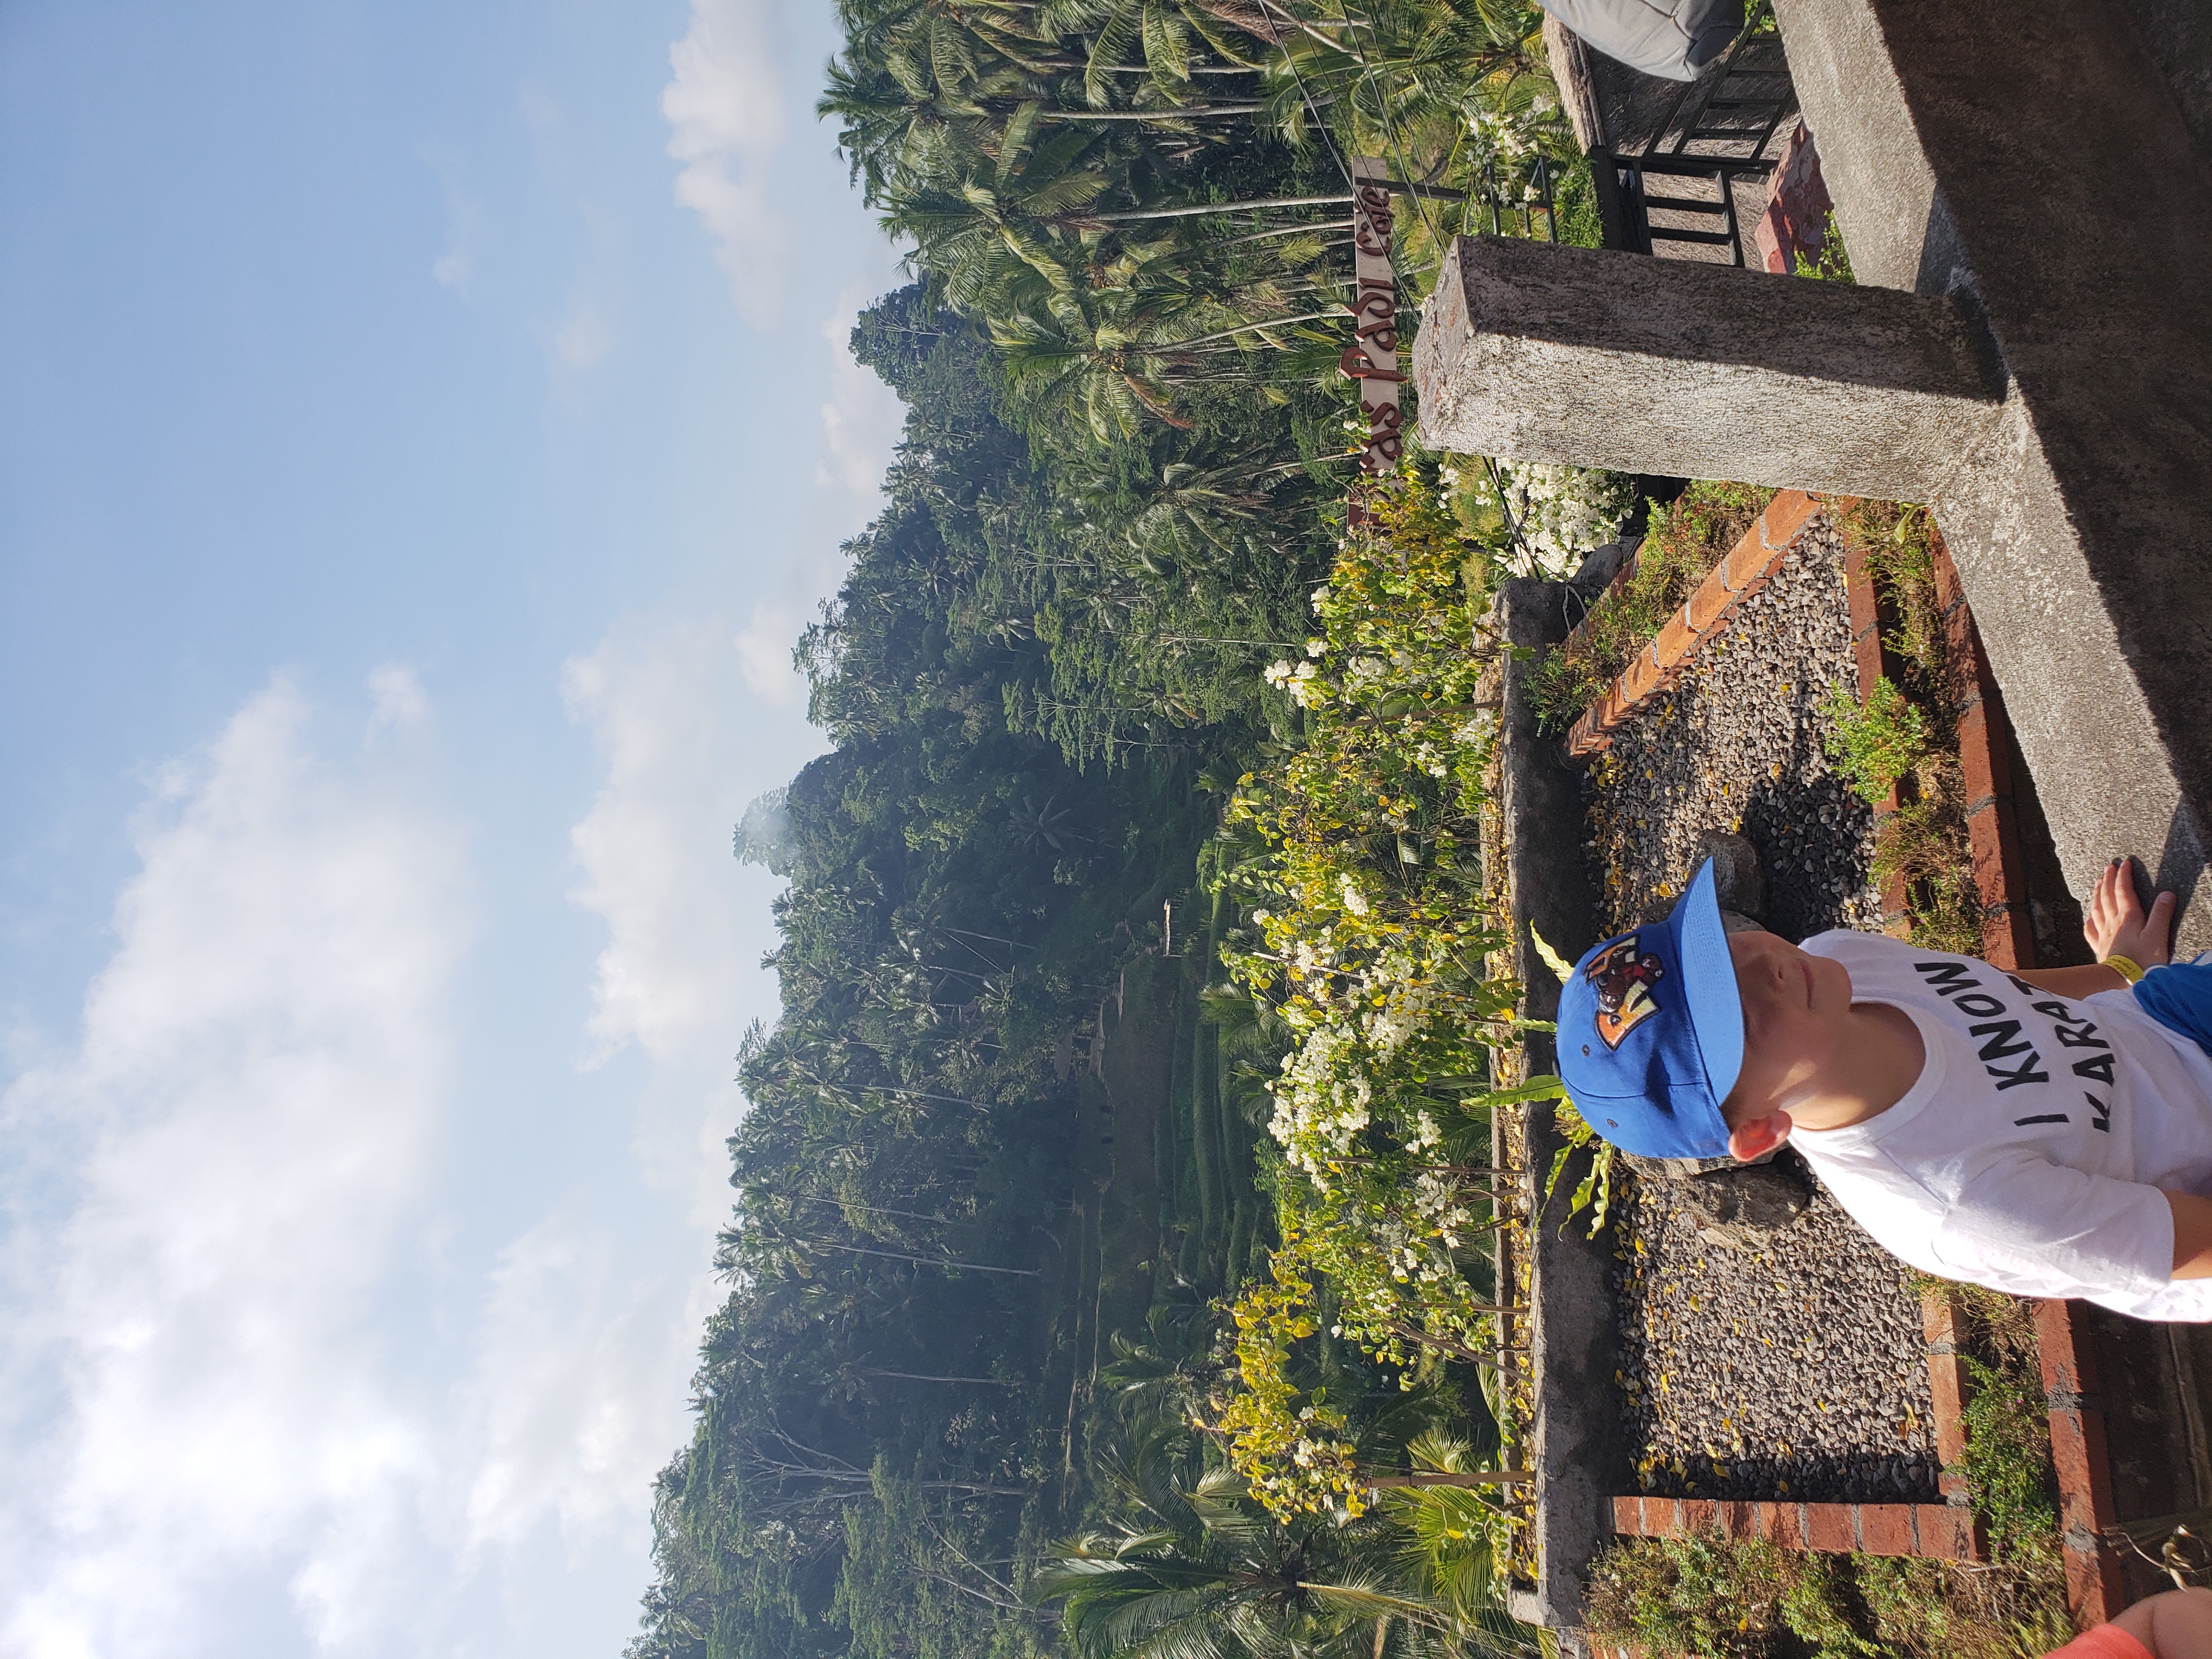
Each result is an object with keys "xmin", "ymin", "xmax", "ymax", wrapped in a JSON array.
[{"xmin": 2104, "ymin": 953, "xmax": 2146, "ymax": 984}]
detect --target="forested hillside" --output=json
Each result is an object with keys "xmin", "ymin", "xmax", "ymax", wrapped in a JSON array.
[
  {"xmin": 629, "ymin": 0, "xmax": 1593, "ymax": 1651},
  {"xmin": 627, "ymin": 284, "xmax": 1340, "ymax": 1655}
]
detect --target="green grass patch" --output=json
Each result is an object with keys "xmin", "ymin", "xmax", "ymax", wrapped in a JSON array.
[
  {"xmin": 1822, "ymin": 501, "xmax": 1982, "ymax": 954},
  {"xmin": 1528, "ymin": 481, "xmax": 1775, "ymax": 732},
  {"xmin": 1942, "ymin": 1285, "xmax": 2064, "ymax": 1566}
]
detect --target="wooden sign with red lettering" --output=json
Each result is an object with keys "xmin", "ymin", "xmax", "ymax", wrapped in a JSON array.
[{"xmin": 1343, "ymin": 156, "xmax": 1402, "ymax": 479}]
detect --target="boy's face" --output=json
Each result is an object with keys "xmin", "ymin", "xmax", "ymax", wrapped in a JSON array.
[{"xmin": 1721, "ymin": 929, "xmax": 1854, "ymax": 1125}]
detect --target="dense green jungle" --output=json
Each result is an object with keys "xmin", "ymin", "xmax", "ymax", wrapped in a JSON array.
[{"xmin": 626, "ymin": 1, "xmax": 1588, "ymax": 1654}]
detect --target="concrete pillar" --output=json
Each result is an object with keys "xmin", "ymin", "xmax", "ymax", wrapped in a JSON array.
[
  {"xmin": 1769, "ymin": 0, "xmax": 2212, "ymax": 947},
  {"xmin": 1414, "ymin": 234, "xmax": 2004, "ymax": 500}
]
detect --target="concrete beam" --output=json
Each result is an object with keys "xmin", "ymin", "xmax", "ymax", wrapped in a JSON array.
[
  {"xmin": 1414, "ymin": 235, "xmax": 2004, "ymax": 500},
  {"xmin": 1768, "ymin": 0, "xmax": 2212, "ymax": 944}
]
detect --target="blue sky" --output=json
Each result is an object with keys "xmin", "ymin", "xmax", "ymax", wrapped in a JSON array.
[{"xmin": 0, "ymin": 1, "xmax": 905, "ymax": 1654}]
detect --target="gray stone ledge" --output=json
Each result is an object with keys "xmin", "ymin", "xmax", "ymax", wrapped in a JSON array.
[{"xmin": 1496, "ymin": 579, "xmax": 1623, "ymax": 1639}]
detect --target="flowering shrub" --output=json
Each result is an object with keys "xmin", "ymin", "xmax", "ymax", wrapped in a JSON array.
[
  {"xmin": 1466, "ymin": 104, "xmax": 1542, "ymax": 166},
  {"xmin": 1204, "ymin": 465, "xmax": 1566, "ymax": 1515},
  {"xmin": 1208, "ymin": 1243, "xmax": 1365, "ymax": 1517},
  {"xmin": 1444, "ymin": 458, "xmax": 1638, "ymax": 579},
  {"xmin": 1233, "ymin": 470, "xmax": 1516, "ymax": 1177},
  {"xmin": 1525, "ymin": 478, "xmax": 1775, "ymax": 731}
]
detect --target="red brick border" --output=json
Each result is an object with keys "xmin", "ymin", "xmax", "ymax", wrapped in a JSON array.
[
  {"xmin": 1932, "ymin": 537, "xmax": 2037, "ymax": 971},
  {"xmin": 1922, "ymin": 1286, "xmax": 1973, "ymax": 1508},
  {"xmin": 2035, "ymin": 1298, "xmax": 2126, "ymax": 1626},
  {"xmin": 1565, "ymin": 490, "xmax": 1824, "ymax": 759},
  {"xmin": 1608, "ymin": 1496, "xmax": 1981, "ymax": 1560}
]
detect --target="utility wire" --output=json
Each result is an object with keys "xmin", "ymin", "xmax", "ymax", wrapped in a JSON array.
[
  {"xmin": 1351, "ymin": 15, "xmax": 1448, "ymax": 251},
  {"xmin": 769, "ymin": 1192, "xmax": 972, "ymax": 1228},
  {"xmin": 1257, "ymin": 3, "xmax": 1360, "ymax": 202}
]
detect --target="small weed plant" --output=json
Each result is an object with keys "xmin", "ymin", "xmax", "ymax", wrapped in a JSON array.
[
  {"xmin": 1793, "ymin": 210, "xmax": 1857, "ymax": 284},
  {"xmin": 1820, "ymin": 675, "xmax": 1931, "ymax": 804},
  {"xmin": 1860, "ymin": 507, "xmax": 1942, "ymax": 681},
  {"xmin": 1527, "ymin": 480, "xmax": 1775, "ymax": 731},
  {"xmin": 1869, "ymin": 764, "xmax": 1982, "ymax": 956}
]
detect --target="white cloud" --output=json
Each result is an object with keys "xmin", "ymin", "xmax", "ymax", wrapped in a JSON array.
[
  {"xmin": 457, "ymin": 1216, "xmax": 697, "ymax": 1556},
  {"xmin": 562, "ymin": 618, "xmax": 762, "ymax": 1080},
  {"xmin": 662, "ymin": 0, "xmax": 789, "ymax": 327},
  {"xmin": 432, "ymin": 193, "xmax": 482, "ymax": 297},
  {"xmin": 562, "ymin": 617, "xmax": 792, "ymax": 1234},
  {"xmin": 816, "ymin": 284, "xmax": 904, "ymax": 506},
  {"xmin": 0, "ymin": 669, "xmax": 737, "ymax": 1657},
  {"xmin": 368, "ymin": 661, "xmax": 430, "ymax": 732},
  {"xmin": 733, "ymin": 603, "xmax": 803, "ymax": 706},
  {"xmin": 0, "ymin": 674, "xmax": 471, "ymax": 1657}
]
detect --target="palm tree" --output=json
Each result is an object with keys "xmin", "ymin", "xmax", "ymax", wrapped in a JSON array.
[
  {"xmin": 1031, "ymin": 1415, "xmax": 1431, "ymax": 1659},
  {"xmin": 1379, "ymin": 1431, "xmax": 1520, "ymax": 1635},
  {"xmin": 1008, "ymin": 793, "xmax": 1091, "ymax": 850}
]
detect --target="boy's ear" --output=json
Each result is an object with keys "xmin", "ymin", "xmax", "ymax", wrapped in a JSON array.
[{"xmin": 1728, "ymin": 1110, "xmax": 1792, "ymax": 1164}]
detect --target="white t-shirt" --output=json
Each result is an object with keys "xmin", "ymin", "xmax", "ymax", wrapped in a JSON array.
[{"xmin": 1787, "ymin": 930, "xmax": 2212, "ymax": 1321}]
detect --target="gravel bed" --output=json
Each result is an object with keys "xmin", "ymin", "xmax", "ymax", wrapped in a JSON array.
[
  {"xmin": 1610, "ymin": 1160, "xmax": 1941, "ymax": 1504},
  {"xmin": 1582, "ymin": 520, "xmax": 1885, "ymax": 943},
  {"xmin": 1577, "ymin": 516, "xmax": 1939, "ymax": 1505}
]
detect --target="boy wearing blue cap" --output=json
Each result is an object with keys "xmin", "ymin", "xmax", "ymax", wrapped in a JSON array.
[{"xmin": 1559, "ymin": 856, "xmax": 2212, "ymax": 1321}]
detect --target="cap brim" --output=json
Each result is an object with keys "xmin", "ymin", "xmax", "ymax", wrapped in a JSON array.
[{"xmin": 1669, "ymin": 859, "xmax": 1745, "ymax": 1110}]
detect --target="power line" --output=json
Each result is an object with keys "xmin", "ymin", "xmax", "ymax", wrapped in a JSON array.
[{"xmin": 1256, "ymin": 2, "xmax": 1361, "ymax": 202}]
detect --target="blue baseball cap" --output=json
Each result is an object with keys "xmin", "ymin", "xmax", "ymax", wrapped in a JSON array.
[{"xmin": 1556, "ymin": 859, "xmax": 1745, "ymax": 1158}]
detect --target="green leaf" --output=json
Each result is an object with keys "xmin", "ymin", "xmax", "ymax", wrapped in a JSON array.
[
  {"xmin": 1458, "ymin": 1075, "xmax": 1568, "ymax": 1110},
  {"xmin": 1584, "ymin": 1143, "xmax": 1616, "ymax": 1238},
  {"xmin": 1570, "ymin": 1160, "xmax": 1598, "ymax": 1219},
  {"xmin": 1529, "ymin": 923, "xmax": 1573, "ymax": 985},
  {"xmin": 1544, "ymin": 1143, "xmax": 1575, "ymax": 1205}
]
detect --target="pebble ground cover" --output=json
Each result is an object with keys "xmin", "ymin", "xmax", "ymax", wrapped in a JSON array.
[
  {"xmin": 1583, "ymin": 525, "xmax": 1882, "ymax": 940},
  {"xmin": 1614, "ymin": 1174, "xmax": 1939, "ymax": 1503},
  {"xmin": 1574, "ymin": 521, "xmax": 1940, "ymax": 1501}
]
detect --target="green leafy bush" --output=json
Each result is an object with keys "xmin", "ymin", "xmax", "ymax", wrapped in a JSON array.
[
  {"xmin": 1960, "ymin": 1350, "xmax": 2062, "ymax": 1559},
  {"xmin": 1821, "ymin": 675, "xmax": 1932, "ymax": 806},
  {"xmin": 1584, "ymin": 1532, "xmax": 1863, "ymax": 1658}
]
